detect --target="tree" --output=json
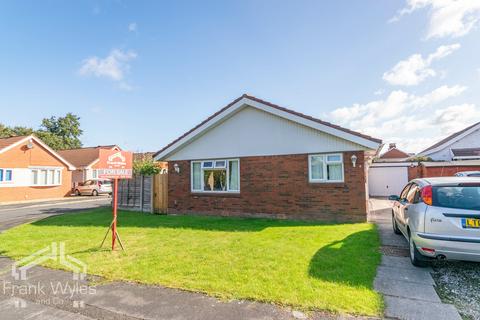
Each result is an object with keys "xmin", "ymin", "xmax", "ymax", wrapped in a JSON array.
[
  {"xmin": 0, "ymin": 124, "xmax": 33, "ymax": 138},
  {"xmin": 0, "ymin": 113, "xmax": 83, "ymax": 150},
  {"xmin": 133, "ymin": 157, "xmax": 162, "ymax": 176},
  {"xmin": 37, "ymin": 113, "xmax": 83, "ymax": 149}
]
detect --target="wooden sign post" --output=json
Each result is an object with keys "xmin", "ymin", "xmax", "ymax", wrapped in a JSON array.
[{"xmin": 97, "ymin": 149, "xmax": 133, "ymax": 251}]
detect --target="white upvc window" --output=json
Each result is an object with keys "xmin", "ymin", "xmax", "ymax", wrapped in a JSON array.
[
  {"xmin": 191, "ymin": 159, "xmax": 240, "ymax": 193},
  {"xmin": 30, "ymin": 167, "xmax": 62, "ymax": 186},
  {"xmin": 308, "ymin": 153, "xmax": 344, "ymax": 183},
  {"xmin": 0, "ymin": 168, "xmax": 13, "ymax": 183}
]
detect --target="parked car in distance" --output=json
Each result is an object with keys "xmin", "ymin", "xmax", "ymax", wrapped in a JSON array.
[
  {"xmin": 74, "ymin": 179, "xmax": 112, "ymax": 196},
  {"xmin": 455, "ymin": 171, "xmax": 480, "ymax": 177},
  {"xmin": 389, "ymin": 177, "xmax": 480, "ymax": 267}
]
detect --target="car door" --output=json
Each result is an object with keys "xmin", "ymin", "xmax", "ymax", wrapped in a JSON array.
[
  {"xmin": 394, "ymin": 183, "xmax": 412, "ymax": 231},
  {"xmin": 403, "ymin": 183, "xmax": 422, "ymax": 228},
  {"xmin": 79, "ymin": 180, "xmax": 93, "ymax": 194}
]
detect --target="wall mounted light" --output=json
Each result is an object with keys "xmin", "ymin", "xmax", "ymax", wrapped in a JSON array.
[
  {"xmin": 26, "ymin": 139, "xmax": 34, "ymax": 149},
  {"xmin": 351, "ymin": 154, "xmax": 357, "ymax": 167},
  {"xmin": 173, "ymin": 163, "xmax": 180, "ymax": 173}
]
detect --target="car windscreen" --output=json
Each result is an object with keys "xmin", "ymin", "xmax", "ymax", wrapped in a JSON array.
[{"xmin": 433, "ymin": 186, "xmax": 480, "ymax": 210}]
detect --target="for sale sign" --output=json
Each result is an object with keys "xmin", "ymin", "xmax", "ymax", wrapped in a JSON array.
[{"xmin": 97, "ymin": 149, "xmax": 133, "ymax": 179}]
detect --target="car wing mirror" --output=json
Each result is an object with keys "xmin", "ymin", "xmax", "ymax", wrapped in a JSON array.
[{"xmin": 388, "ymin": 195, "xmax": 400, "ymax": 201}]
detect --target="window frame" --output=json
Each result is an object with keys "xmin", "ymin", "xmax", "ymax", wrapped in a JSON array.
[
  {"xmin": 0, "ymin": 168, "xmax": 13, "ymax": 183},
  {"xmin": 191, "ymin": 159, "xmax": 240, "ymax": 193},
  {"xmin": 29, "ymin": 167, "xmax": 63, "ymax": 187},
  {"xmin": 308, "ymin": 153, "xmax": 345, "ymax": 183}
]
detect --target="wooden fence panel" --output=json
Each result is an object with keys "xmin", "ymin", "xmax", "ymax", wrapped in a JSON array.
[
  {"xmin": 117, "ymin": 175, "xmax": 153, "ymax": 213},
  {"xmin": 153, "ymin": 174, "xmax": 168, "ymax": 213}
]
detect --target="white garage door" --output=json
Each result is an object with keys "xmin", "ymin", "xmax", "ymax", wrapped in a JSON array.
[{"xmin": 368, "ymin": 166, "xmax": 409, "ymax": 197}]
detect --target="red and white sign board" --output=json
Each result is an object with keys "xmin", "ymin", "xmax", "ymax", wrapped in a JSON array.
[{"xmin": 97, "ymin": 149, "xmax": 133, "ymax": 179}]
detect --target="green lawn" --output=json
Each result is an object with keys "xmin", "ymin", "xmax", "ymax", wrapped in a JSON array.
[{"xmin": 0, "ymin": 209, "xmax": 383, "ymax": 316}]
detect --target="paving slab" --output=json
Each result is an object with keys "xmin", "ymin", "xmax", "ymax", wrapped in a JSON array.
[
  {"xmin": 380, "ymin": 256, "xmax": 423, "ymax": 270},
  {"xmin": 0, "ymin": 297, "xmax": 94, "ymax": 320},
  {"xmin": 374, "ymin": 277, "xmax": 441, "ymax": 303},
  {"xmin": 383, "ymin": 296, "xmax": 462, "ymax": 320},
  {"xmin": 376, "ymin": 265, "xmax": 435, "ymax": 285}
]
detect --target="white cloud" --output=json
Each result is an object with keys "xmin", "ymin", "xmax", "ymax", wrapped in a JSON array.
[
  {"xmin": 128, "ymin": 22, "xmax": 137, "ymax": 32},
  {"xmin": 328, "ymin": 85, "xmax": 473, "ymax": 153},
  {"xmin": 79, "ymin": 49, "xmax": 137, "ymax": 89},
  {"xmin": 374, "ymin": 89, "xmax": 384, "ymax": 96},
  {"xmin": 434, "ymin": 103, "xmax": 480, "ymax": 133},
  {"xmin": 383, "ymin": 43, "xmax": 460, "ymax": 86},
  {"xmin": 392, "ymin": 0, "xmax": 480, "ymax": 39}
]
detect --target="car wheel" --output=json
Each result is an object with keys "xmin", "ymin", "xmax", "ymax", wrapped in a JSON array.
[
  {"xmin": 92, "ymin": 190, "xmax": 99, "ymax": 196},
  {"xmin": 75, "ymin": 189, "xmax": 81, "ymax": 196},
  {"xmin": 392, "ymin": 212, "xmax": 401, "ymax": 235},
  {"xmin": 409, "ymin": 232, "xmax": 428, "ymax": 267}
]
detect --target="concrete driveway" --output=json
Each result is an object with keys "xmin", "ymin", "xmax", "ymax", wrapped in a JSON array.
[{"xmin": 369, "ymin": 198, "xmax": 462, "ymax": 320}]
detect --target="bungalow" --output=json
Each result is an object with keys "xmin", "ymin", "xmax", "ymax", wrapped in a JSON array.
[
  {"xmin": 58, "ymin": 145, "xmax": 121, "ymax": 188},
  {"xmin": 154, "ymin": 94, "xmax": 382, "ymax": 221},
  {"xmin": 0, "ymin": 135, "xmax": 75, "ymax": 203},
  {"xmin": 414, "ymin": 121, "xmax": 480, "ymax": 177},
  {"xmin": 418, "ymin": 121, "xmax": 480, "ymax": 161}
]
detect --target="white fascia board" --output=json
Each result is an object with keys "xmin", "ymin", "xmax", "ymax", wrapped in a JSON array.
[
  {"xmin": 0, "ymin": 136, "xmax": 30, "ymax": 155},
  {"xmin": 155, "ymin": 97, "xmax": 380, "ymax": 160},
  {"xmin": 453, "ymin": 156, "xmax": 480, "ymax": 160},
  {"xmin": 370, "ymin": 162, "xmax": 414, "ymax": 167},
  {"xmin": 420, "ymin": 123, "xmax": 480, "ymax": 156},
  {"xmin": 86, "ymin": 159, "xmax": 100, "ymax": 169}
]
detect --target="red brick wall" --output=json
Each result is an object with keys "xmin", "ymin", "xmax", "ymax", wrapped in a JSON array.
[
  {"xmin": 421, "ymin": 165, "xmax": 480, "ymax": 178},
  {"xmin": 406, "ymin": 164, "xmax": 480, "ymax": 179},
  {"xmin": 167, "ymin": 151, "xmax": 367, "ymax": 222}
]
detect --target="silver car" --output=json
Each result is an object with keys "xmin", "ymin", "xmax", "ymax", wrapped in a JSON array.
[
  {"xmin": 390, "ymin": 177, "xmax": 480, "ymax": 267},
  {"xmin": 455, "ymin": 171, "xmax": 480, "ymax": 177},
  {"xmin": 74, "ymin": 179, "xmax": 112, "ymax": 196}
]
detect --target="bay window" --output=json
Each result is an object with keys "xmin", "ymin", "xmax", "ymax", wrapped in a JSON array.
[
  {"xmin": 30, "ymin": 168, "xmax": 62, "ymax": 186},
  {"xmin": 191, "ymin": 159, "xmax": 240, "ymax": 193},
  {"xmin": 309, "ymin": 153, "xmax": 344, "ymax": 183}
]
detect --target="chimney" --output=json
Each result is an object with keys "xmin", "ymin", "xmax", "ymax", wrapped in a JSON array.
[{"xmin": 388, "ymin": 143, "xmax": 396, "ymax": 150}]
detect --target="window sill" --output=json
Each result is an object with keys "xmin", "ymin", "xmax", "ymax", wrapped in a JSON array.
[
  {"xmin": 191, "ymin": 192, "xmax": 241, "ymax": 198},
  {"xmin": 308, "ymin": 182, "xmax": 346, "ymax": 188}
]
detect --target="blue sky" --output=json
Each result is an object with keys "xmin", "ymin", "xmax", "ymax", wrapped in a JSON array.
[{"xmin": 1, "ymin": 1, "xmax": 479, "ymax": 153}]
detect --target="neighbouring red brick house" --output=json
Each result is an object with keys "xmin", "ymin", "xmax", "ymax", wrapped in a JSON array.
[
  {"xmin": 154, "ymin": 95, "xmax": 382, "ymax": 221},
  {"xmin": 58, "ymin": 145, "xmax": 121, "ymax": 188},
  {"xmin": 0, "ymin": 135, "xmax": 76, "ymax": 203}
]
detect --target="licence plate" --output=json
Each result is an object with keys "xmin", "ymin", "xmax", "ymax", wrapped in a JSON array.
[{"xmin": 462, "ymin": 218, "xmax": 480, "ymax": 229}]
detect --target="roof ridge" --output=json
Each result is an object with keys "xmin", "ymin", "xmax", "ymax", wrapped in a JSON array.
[{"xmin": 58, "ymin": 145, "xmax": 117, "ymax": 151}]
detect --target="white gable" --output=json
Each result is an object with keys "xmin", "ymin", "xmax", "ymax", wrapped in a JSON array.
[
  {"xmin": 165, "ymin": 106, "xmax": 367, "ymax": 161},
  {"xmin": 427, "ymin": 128, "xmax": 480, "ymax": 161}
]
